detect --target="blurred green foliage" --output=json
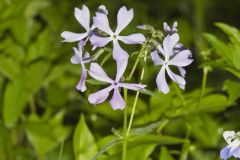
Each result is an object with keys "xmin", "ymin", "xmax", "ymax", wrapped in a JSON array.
[{"xmin": 0, "ymin": 0, "xmax": 240, "ymax": 160}]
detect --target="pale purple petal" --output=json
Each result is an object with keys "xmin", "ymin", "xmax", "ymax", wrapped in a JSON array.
[
  {"xmin": 163, "ymin": 22, "xmax": 171, "ymax": 33},
  {"xmin": 165, "ymin": 66, "xmax": 186, "ymax": 89},
  {"xmin": 88, "ymin": 63, "xmax": 113, "ymax": 83},
  {"xmin": 93, "ymin": 13, "xmax": 113, "ymax": 35},
  {"xmin": 178, "ymin": 67, "xmax": 186, "ymax": 77},
  {"xmin": 220, "ymin": 146, "xmax": 231, "ymax": 160},
  {"xmin": 118, "ymin": 33, "xmax": 146, "ymax": 44},
  {"xmin": 223, "ymin": 131, "xmax": 235, "ymax": 144},
  {"xmin": 113, "ymin": 40, "xmax": 129, "ymax": 61},
  {"xmin": 90, "ymin": 35, "xmax": 112, "ymax": 47},
  {"xmin": 115, "ymin": 60, "xmax": 128, "ymax": 82},
  {"xmin": 163, "ymin": 33, "xmax": 179, "ymax": 59},
  {"xmin": 74, "ymin": 6, "xmax": 90, "ymax": 31},
  {"xmin": 61, "ymin": 31, "xmax": 88, "ymax": 42},
  {"xmin": 82, "ymin": 52, "xmax": 91, "ymax": 63},
  {"xmin": 118, "ymin": 83, "xmax": 146, "ymax": 91},
  {"xmin": 232, "ymin": 147, "xmax": 240, "ymax": 158},
  {"xmin": 71, "ymin": 47, "xmax": 83, "ymax": 64},
  {"xmin": 115, "ymin": 6, "xmax": 133, "ymax": 34},
  {"xmin": 88, "ymin": 85, "xmax": 114, "ymax": 105},
  {"xmin": 151, "ymin": 50, "xmax": 164, "ymax": 65},
  {"xmin": 156, "ymin": 66, "xmax": 169, "ymax": 94},
  {"xmin": 97, "ymin": 5, "xmax": 108, "ymax": 15},
  {"xmin": 109, "ymin": 87, "xmax": 126, "ymax": 110},
  {"xmin": 76, "ymin": 64, "xmax": 87, "ymax": 92},
  {"xmin": 172, "ymin": 21, "xmax": 178, "ymax": 32},
  {"xmin": 168, "ymin": 49, "xmax": 193, "ymax": 66}
]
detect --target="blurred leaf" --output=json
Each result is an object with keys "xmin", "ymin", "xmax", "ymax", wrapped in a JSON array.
[
  {"xmin": 215, "ymin": 22, "xmax": 240, "ymax": 45},
  {"xmin": 73, "ymin": 115, "xmax": 98, "ymax": 160},
  {"xmin": 25, "ymin": 111, "xmax": 71, "ymax": 156},
  {"xmin": 159, "ymin": 147, "xmax": 175, "ymax": 160},
  {"xmin": 3, "ymin": 79, "xmax": 29, "ymax": 128},
  {"xmin": 0, "ymin": 54, "xmax": 20, "ymax": 80},
  {"xmin": 26, "ymin": 29, "xmax": 52, "ymax": 62},
  {"xmin": 223, "ymin": 80, "xmax": 240, "ymax": 103},
  {"xmin": 24, "ymin": 60, "xmax": 50, "ymax": 93}
]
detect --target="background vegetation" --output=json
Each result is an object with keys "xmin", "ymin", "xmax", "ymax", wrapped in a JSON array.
[{"xmin": 0, "ymin": 0, "xmax": 240, "ymax": 159}]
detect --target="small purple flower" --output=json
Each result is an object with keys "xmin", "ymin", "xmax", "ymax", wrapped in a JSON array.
[
  {"xmin": 151, "ymin": 33, "xmax": 193, "ymax": 94},
  {"xmin": 88, "ymin": 61, "xmax": 146, "ymax": 110},
  {"xmin": 220, "ymin": 131, "xmax": 240, "ymax": 160},
  {"xmin": 71, "ymin": 44, "xmax": 91, "ymax": 92},
  {"xmin": 90, "ymin": 6, "xmax": 146, "ymax": 62},
  {"xmin": 61, "ymin": 5, "xmax": 108, "ymax": 44}
]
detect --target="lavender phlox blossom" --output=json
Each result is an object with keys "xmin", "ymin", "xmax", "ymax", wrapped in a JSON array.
[
  {"xmin": 61, "ymin": 5, "xmax": 108, "ymax": 44},
  {"xmin": 71, "ymin": 44, "xmax": 92, "ymax": 92},
  {"xmin": 88, "ymin": 61, "xmax": 146, "ymax": 110},
  {"xmin": 220, "ymin": 131, "xmax": 240, "ymax": 160},
  {"xmin": 164, "ymin": 21, "xmax": 178, "ymax": 34},
  {"xmin": 90, "ymin": 6, "xmax": 146, "ymax": 62},
  {"xmin": 151, "ymin": 33, "xmax": 193, "ymax": 94}
]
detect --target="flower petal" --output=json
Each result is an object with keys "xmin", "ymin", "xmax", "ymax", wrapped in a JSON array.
[
  {"xmin": 93, "ymin": 13, "xmax": 113, "ymax": 35},
  {"xmin": 90, "ymin": 35, "xmax": 112, "ymax": 47},
  {"xmin": 118, "ymin": 83, "xmax": 146, "ymax": 91},
  {"xmin": 223, "ymin": 131, "xmax": 235, "ymax": 144},
  {"xmin": 113, "ymin": 40, "xmax": 129, "ymax": 61},
  {"xmin": 74, "ymin": 5, "xmax": 90, "ymax": 31},
  {"xmin": 118, "ymin": 33, "xmax": 146, "ymax": 44},
  {"xmin": 178, "ymin": 67, "xmax": 186, "ymax": 77},
  {"xmin": 232, "ymin": 147, "xmax": 240, "ymax": 158},
  {"xmin": 109, "ymin": 87, "xmax": 126, "ymax": 110},
  {"xmin": 76, "ymin": 64, "xmax": 87, "ymax": 92},
  {"xmin": 97, "ymin": 5, "xmax": 108, "ymax": 15},
  {"xmin": 88, "ymin": 85, "xmax": 114, "ymax": 105},
  {"xmin": 156, "ymin": 66, "xmax": 169, "ymax": 94},
  {"xmin": 163, "ymin": 33, "xmax": 179, "ymax": 59},
  {"xmin": 220, "ymin": 146, "xmax": 231, "ymax": 160},
  {"xmin": 151, "ymin": 50, "xmax": 164, "ymax": 65},
  {"xmin": 71, "ymin": 47, "xmax": 83, "ymax": 64},
  {"xmin": 115, "ymin": 6, "xmax": 133, "ymax": 34},
  {"xmin": 88, "ymin": 63, "xmax": 113, "ymax": 83},
  {"xmin": 165, "ymin": 66, "xmax": 186, "ymax": 89},
  {"xmin": 168, "ymin": 49, "xmax": 193, "ymax": 66},
  {"xmin": 61, "ymin": 31, "xmax": 88, "ymax": 42},
  {"xmin": 115, "ymin": 60, "xmax": 128, "ymax": 82}
]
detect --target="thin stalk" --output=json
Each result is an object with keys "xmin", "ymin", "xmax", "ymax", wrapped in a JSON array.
[
  {"xmin": 122, "ymin": 89, "xmax": 128, "ymax": 160},
  {"xmin": 197, "ymin": 67, "xmax": 208, "ymax": 110},
  {"xmin": 126, "ymin": 52, "xmax": 146, "ymax": 136},
  {"xmin": 58, "ymin": 139, "xmax": 64, "ymax": 160},
  {"xmin": 122, "ymin": 41, "xmax": 148, "ymax": 160}
]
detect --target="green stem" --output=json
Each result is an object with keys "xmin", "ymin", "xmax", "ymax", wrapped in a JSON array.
[
  {"xmin": 122, "ymin": 40, "xmax": 148, "ymax": 160},
  {"xmin": 197, "ymin": 67, "xmax": 208, "ymax": 110}
]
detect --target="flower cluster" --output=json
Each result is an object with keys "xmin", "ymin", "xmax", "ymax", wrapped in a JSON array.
[
  {"xmin": 220, "ymin": 131, "xmax": 240, "ymax": 160},
  {"xmin": 61, "ymin": 5, "xmax": 193, "ymax": 110},
  {"xmin": 61, "ymin": 5, "xmax": 146, "ymax": 109}
]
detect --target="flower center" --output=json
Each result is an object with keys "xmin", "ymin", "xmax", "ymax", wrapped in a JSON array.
[
  {"xmin": 113, "ymin": 82, "xmax": 118, "ymax": 86},
  {"xmin": 112, "ymin": 34, "xmax": 117, "ymax": 39}
]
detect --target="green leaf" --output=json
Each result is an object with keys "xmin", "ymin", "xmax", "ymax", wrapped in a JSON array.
[
  {"xmin": 3, "ymin": 79, "xmax": 29, "ymax": 128},
  {"xmin": 73, "ymin": 115, "xmax": 98, "ymax": 160},
  {"xmin": 25, "ymin": 111, "xmax": 71, "ymax": 156},
  {"xmin": 215, "ymin": 22, "xmax": 240, "ymax": 45},
  {"xmin": 159, "ymin": 147, "xmax": 175, "ymax": 160},
  {"xmin": 223, "ymin": 80, "xmax": 240, "ymax": 103},
  {"xmin": 91, "ymin": 138, "xmax": 123, "ymax": 160},
  {"xmin": 0, "ymin": 54, "xmax": 20, "ymax": 80},
  {"xmin": 26, "ymin": 29, "xmax": 52, "ymax": 62}
]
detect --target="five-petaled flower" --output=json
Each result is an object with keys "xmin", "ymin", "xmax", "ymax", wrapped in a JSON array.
[
  {"xmin": 151, "ymin": 33, "xmax": 193, "ymax": 94},
  {"xmin": 90, "ymin": 6, "xmax": 146, "ymax": 62},
  {"xmin": 61, "ymin": 5, "xmax": 108, "ymax": 44},
  {"xmin": 220, "ymin": 131, "xmax": 240, "ymax": 160},
  {"xmin": 88, "ymin": 61, "xmax": 146, "ymax": 110},
  {"xmin": 71, "ymin": 44, "xmax": 91, "ymax": 92}
]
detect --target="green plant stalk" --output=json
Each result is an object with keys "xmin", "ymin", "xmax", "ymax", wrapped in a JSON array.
[
  {"xmin": 197, "ymin": 67, "xmax": 208, "ymax": 109},
  {"xmin": 122, "ymin": 41, "xmax": 148, "ymax": 160}
]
